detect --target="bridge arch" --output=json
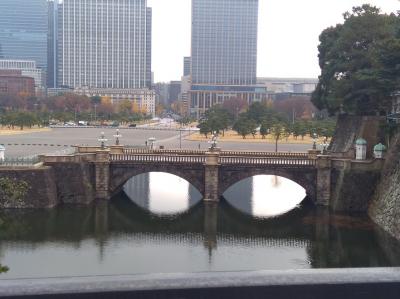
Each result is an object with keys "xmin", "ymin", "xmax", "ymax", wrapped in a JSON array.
[
  {"xmin": 109, "ymin": 163, "xmax": 205, "ymax": 198},
  {"xmin": 219, "ymin": 166, "xmax": 317, "ymax": 202}
]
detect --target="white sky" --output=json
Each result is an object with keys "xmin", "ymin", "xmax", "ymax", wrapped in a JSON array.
[{"xmin": 147, "ymin": 0, "xmax": 399, "ymax": 83}]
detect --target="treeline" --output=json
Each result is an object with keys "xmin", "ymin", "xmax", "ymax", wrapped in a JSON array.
[
  {"xmin": 0, "ymin": 93, "xmax": 152, "ymax": 129},
  {"xmin": 198, "ymin": 102, "xmax": 336, "ymax": 151}
]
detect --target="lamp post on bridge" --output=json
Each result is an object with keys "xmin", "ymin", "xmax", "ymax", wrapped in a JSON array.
[
  {"xmin": 312, "ymin": 133, "xmax": 318, "ymax": 150},
  {"xmin": 148, "ymin": 137, "xmax": 156, "ymax": 150},
  {"xmin": 208, "ymin": 131, "xmax": 219, "ymax": 152},
  {"xmin": 113, "ymin": 129, "xmax": 122, "ymax": 146},
  {"xmin": 320, "ymin": 137, "xmax": 329, "ymax": 154},
  {"xmin": 98, "ymin": 132, "xmax": 108, "ymax": 150}
]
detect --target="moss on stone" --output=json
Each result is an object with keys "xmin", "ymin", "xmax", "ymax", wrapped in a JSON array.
[{"xmin": 0, "ymin": 177, "xmax": 30, "ymax": 207}]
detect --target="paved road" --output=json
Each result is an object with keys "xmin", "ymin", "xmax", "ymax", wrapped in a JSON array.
[{"xmin": 0, "ymin": 127, "xmax": 312, "ymax": 158}]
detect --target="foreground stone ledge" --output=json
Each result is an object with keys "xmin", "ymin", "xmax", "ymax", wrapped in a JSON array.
[{"xmin": 0, "ymin": 268, "xmax": 399, "ymax": 298}]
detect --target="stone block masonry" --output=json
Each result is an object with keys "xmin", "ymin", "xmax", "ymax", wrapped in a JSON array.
[
  {"xmin": 0, "ymin": 167, "xmax": 58, "ymax": 208},
  {"xmin": 369, "ymin": 131, "xmax": 400, "ymax": 240}
]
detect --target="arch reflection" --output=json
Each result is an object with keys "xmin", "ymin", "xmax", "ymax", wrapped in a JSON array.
[
  {"xmin": 123, "ymin": 172, "xmax": 202, "ymax": 216},
  {"xmin": 223, "ymin": 175, "xmax": 307, "ymax": 218}
]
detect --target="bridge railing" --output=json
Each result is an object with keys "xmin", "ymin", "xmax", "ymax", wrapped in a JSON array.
[
  {"xmin": 220, "ymin": 151, "xmax": 308, "ymax": 158},
  {"xmin": 111, "ymin": 153, "xmax": 316, "ymax": 167},
  {"xmin": 219, "ymin": 156, "xmax": 316, "ymax": 167},
  {"xmin": 123, "ymin": 148, "xmax": 206, "ymax": 155},
  {"xmin": 110, "ymin": 154, "xmax": 206, "ymax": 164},
  {"xmin": 0, "ymin": 156, "xmax": 40, "ymax": 166},
  {"xmin": 123, "ymin": 148, "xmax": 308, "ymax": 158}
]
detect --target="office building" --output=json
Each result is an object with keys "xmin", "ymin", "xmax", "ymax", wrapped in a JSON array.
[
  {"xmin": 191, "ymin": 0, "xmax": 258, "ymax": 85},
  {"xmin": 257, "ymin": 77, "xmax": 318, "ymax": 94},
  {"xmin": 0, "ymin": 0, "xmax": 48, "ymax": 83},
  {"xmin": 74, "ymin": 87, "xmax": 155, "ymax": 117},
  {"xmin": 0, "ymin": 59, "xmax": 44, "ymax": 91},
  {"xmin": 168, "ymin": 81, "xmax": 181, "ymax": 104},
  {"xmin": 183, "ymin": 57, "xmax": 191, "ymax": 77},
  {"xmin": 190, "ymin": 0, "xmax": 265, "ymax": 117},
  {"xmin": 153, "ymin": 82, "xmax": 169, "ymax": 106},
  {"xmin": 58, "ymin": 0, "xmax": 152, "ymax": 89},
  {"xmin": 179, "ymin": 75, "xmax": 191, "ymax": 116},
  {"xmin": 47, "ymin": 0, "xmax": 58, "ymax": 88},
  {"xmin": 0, "ymin": 70, "xmax": 35, "ymax": 95}
]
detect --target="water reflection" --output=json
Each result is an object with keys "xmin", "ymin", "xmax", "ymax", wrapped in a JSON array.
[
  {"xmin": 224, "ymin": 175, "xmax": 306, "ymax": 218},
  {"xmin": 123, "ymin": 172, "xmax": 202, "ymax": 215},
  {"xmin": 0, "ymin": 173, "xmax": 400, "ymax": 279},
  {"xmin": 0, "ymin": 199, "xmax": 399, "ymax": 279}
]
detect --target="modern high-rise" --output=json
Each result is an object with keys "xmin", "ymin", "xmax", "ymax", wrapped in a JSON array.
[
  {"xmin": 191, "ymin": 0, "xmax": 258, "ymax": 85},
  {"xmin": 0, "ymin": 0, "xmax": 48, "ymax": 72},
  {"xmin": 183, "ymin": 57, "xmax": 191, "ymax": 77},
  {"xmin": 47, "ymin": 0, "xmax": 58, "ymax": 88},
  {"xmin": 58, "ymin": 0, "xmax": 152, "ymax": 89},
  {"xmin": 190, "ymin": 0, "xmax": 266, "ymax": 117}
]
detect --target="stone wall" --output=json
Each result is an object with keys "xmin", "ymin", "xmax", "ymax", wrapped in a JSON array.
[
  {"xmin": 369, "ymin": 131, "xmax": 400, "ymax": 240},
  {"xmin": 330, "ymin": 168, "xmax": 381, "ymax": 212},
  {"xmin": 50, "ymin": 162, "xmax": 96, "ymax": 205},
  {"xmin": 0, "ymin": 167, "xmax": 58, "ymax": 208}
]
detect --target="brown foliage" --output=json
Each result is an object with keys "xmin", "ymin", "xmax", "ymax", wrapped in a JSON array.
[{"xmin": 272, "ymin": 95, "xmax": 317, "ymax": 121}]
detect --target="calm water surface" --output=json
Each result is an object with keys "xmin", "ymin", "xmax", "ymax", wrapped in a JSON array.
[{"xmin": 0, "ymin": 173, "xmax": 399, "ymax": 279}]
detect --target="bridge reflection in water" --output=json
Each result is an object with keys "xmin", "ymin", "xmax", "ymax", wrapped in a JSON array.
[
  {"xmin": 123, "ymin": 172, "xmax": 306, "ymax": 218},
  {"xmin": 1, "ymin": 170, "xmax": 400, "ymax": 280}
]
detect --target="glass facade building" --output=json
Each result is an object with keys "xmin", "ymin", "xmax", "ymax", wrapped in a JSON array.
[
  {"xmin": 47, "ymin": 0, "xmax": 58, "ymax": 88},
  {"xmin": 183, "ymin": 56, "xmax": 191, "ymax": 77},
  {"xmin": 58, "ymin": 0, "xmax": 151, "ymax": 89},
  {"xmin": 191, "ymin": 0, "xmax": 258, "ymax": 85},
  {"xmin": 190, "ymin": 0, "xmax": 263, "ymax": 117},
  {"xmin": 0, "ymin": 0, "xmax": 48, "ymax": 69}
]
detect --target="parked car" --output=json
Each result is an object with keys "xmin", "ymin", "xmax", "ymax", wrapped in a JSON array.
[
  {"xmin": 78, "ymin": 121, "xmax": 88, "ymax": 126},
  {"xmin": 128, "ymin": 123, "xmax": 137, "ymax": 128}
]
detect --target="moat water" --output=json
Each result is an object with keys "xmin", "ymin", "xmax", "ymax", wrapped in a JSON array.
[{"xmin": 0, "ymin": 173, "xmax": 400, "ymax": 279}]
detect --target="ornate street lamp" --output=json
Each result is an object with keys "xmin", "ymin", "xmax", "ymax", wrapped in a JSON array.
[
  {"xmin": 98, "ymin": 132, "xmax": 108, "ymax": 149},
  {"xmin": 320, "ymin": 137, "xmax": 329, "ymax": 154},
  {"xmin": 312, "ymin": 133, "xmax": 318, "ymax": 150},
  {"xmin": 208, "ymin": 131, "xmax": 218, "ymax": 151},
  {"xmin": 148, "ymin": 137, "xmax": 156, "ymax": 150},
  {"xmin": 113, "ymin": 129, "xmax": 122, "ymax": 146}
]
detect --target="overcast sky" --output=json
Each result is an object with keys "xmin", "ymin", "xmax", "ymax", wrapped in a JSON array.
[{"xmin": 147, "ymin": 0, "xmax": 399, "ymax": 83}]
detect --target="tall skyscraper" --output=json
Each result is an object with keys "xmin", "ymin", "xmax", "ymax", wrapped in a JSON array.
[
  {"xmin": 47, "ymin": 0, "xmax": 58, "ymax": 88},
  {"xmin": 0, "ymin": 0, "xmax": 48, "ymax": 81},
  {"xmin": 58, "ymin": 0, "xmax": 152, "ymax": 89},
  {"xmin": 183, "ymin": 56, "xmax": 191, "ymax": 77},
  {"xmin": 191, "ymin": 0, "xmax": 258, "ymax": 85},
  {"xmin": 190, "ymin": 0, "xmax": 266, "ymax": 117}
]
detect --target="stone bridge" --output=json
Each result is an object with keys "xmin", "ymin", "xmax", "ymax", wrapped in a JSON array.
[{"xmin": 40, "ymin": 146, "xmax": 332, "ymax": 206}]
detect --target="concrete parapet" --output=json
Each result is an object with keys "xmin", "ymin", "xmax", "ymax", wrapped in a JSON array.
[
  {"xmin": 75, "ymin": 146, "xmax": 102, "ymax": 153},
  {"xmin": 110, "ymin": 145, "xmax": 124, "ymax": 155},
  {"xmin": 1, "ymin": 268, "xmax": 400, "ymax": 299},
  {"xmin": 308, "ymin": 149, "xmax": 321, "ymax": 160}
]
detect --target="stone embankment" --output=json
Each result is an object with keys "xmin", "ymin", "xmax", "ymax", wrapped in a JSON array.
[
  {"xmin": 369, "ymin": 131, "xmax": 400, "ymax": 240},
  {"xmin": 327, "ymin": 115, "xmax": 385, "ymax": 212},
  {"xmin": 0, "ymin": 166, "xmax": 57, "ymax": 208}
]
